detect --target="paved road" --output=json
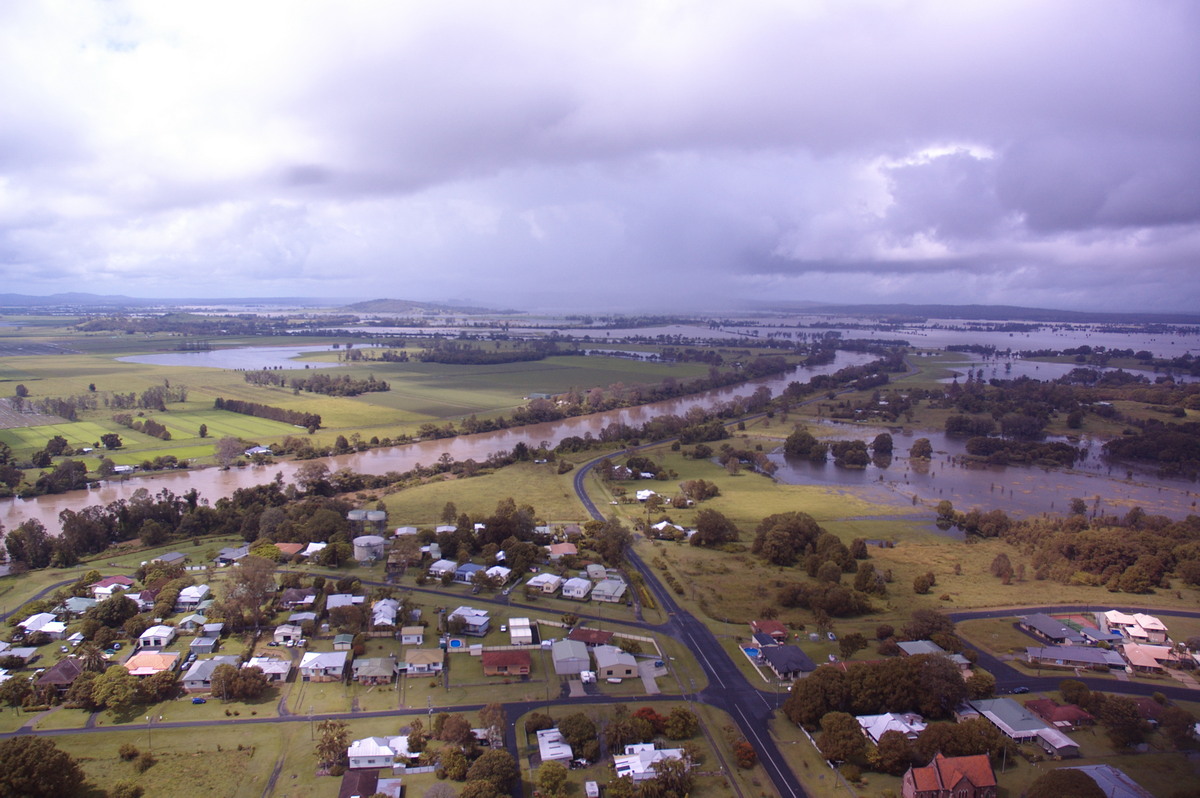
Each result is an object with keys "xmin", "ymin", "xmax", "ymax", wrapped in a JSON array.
[{"xmin": 574, "ymin": 454, "xmax": 809, "ymax": 798}]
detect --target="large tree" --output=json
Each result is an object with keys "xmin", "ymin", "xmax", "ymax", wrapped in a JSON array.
[
  {"xmin": 817, "ymin": 711, "xmax": 865, "ymax": 763},
  {"xmin": 92, "ymin": 665, "xmax": 139, "ymax": 714},
  {"xmin": 0, "ymin": 736, "xmax": 87, "ymax": 798},
  {"xmin": 315, "ymin": 719, "xmax": 349, "ymax": 768},
  {"xmin": 465, "ymin": 749, "xmax": 518, "ymax": 792},
  {"xmin": 690, "ymin": 509, "xmax": 740, "ymax": 547},
  {"xmin": 1026, "ymin": 768, "xmax": 1105, "ymax": 798}
]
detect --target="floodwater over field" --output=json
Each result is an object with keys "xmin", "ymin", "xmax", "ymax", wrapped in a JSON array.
[
  {"xmin": 117, "ymin": 345, "xmax": 342, "ymax": 370},
  {"xmin": 770, "ymin": 422, "xmax": 1200, "ymax": 521}
]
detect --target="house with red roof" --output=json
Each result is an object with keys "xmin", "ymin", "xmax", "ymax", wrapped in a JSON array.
[
  {"xmin": 1024, "ymin": 699, "xmax": 1095, "ymax": 730},
  {"xmin": 750, "ymin": 619, "xmax": 788, "ymax": 642},
  {"xmin": 481, "ymin": 649, "xmax": 531, "ymax": 677},
  {"xmin": 902, "ymin": 753, "xmax": 996, "ymax": 798},
  {"xmin": 90, "ymin": 575, "xmax": 135, "ymax": 600},
  {"xmin": 568, "ymin": 627, "xmax": 615, "ymax": 647}
]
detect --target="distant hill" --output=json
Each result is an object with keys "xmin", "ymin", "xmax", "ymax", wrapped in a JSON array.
[
  {"xmin": 0, "ymin": 293, "xmax": 344, "ymax": 309},
  {"xmin": 341, "ymin": 298, "xmax": 517, "ymax": 315},
  {"xmin": 765, "ymin": 302, "xmax": 1200, "ymax": 325}
]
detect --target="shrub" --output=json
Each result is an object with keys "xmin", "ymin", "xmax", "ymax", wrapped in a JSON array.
[
  {"xmin": 133, "ymin": 752, "xmax": 156, "ymax": 773},
  {"xmin": 118, "ymin": 743, "xmax": 140, "ymax": 761}
]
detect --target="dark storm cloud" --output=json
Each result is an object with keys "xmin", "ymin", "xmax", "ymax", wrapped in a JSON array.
[{"xmin": 0, "ymin": 1, "xmax": 1197, "ymax": 312}]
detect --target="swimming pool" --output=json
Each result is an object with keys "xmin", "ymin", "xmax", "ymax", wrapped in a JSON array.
[
  {"xmin": 742, "ymin": 647, "xmax": 760, "ymax": 658},
  {"xmin": 448, "ymin": 638, "xmax": 465, "ymax": 649}
]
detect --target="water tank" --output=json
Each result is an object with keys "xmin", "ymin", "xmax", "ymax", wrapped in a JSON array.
[{"xmin": 352, "ymin": 535, "xmax": 386, "ymax": 561}]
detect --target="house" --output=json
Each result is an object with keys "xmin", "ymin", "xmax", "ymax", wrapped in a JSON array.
[
  {"xmin": 137, "ymin": 625, "xmax": 177, "ymax": 650},
  {"xmin": 1063, "ymin": 765, "xmax": 1155, "ymax": 798},
  {"xmin": 19, "ymin": 612, "xmax": 57, "ymax": 635},
  {"xmin": 970, "ymin": 698, "xmax": 1079, "ymax": 757},
  {"xmin": 178, "ymin": 614, "xmax": 207, "ymax": 632},
  {"xmin": 337, "ymin": 770, "xmax": 379, "ymax": 798},
  {"xmin": 333, "ymin": 634, "xmax": 355, "ymax": 651},
  {"xmin": 182, "ymin": 655, "xmax": 240, "ymax": 692},
  {"xmin": 482, "ymin": 650, "xmax": 531, "ymax": 676},
  {"xmin": 454, "ymin": 563, "xmax": 486, "ymax": 585},
  {"xmin": 613, "ymin": 743, "xmax": 686, "ymax": 783},
  {"xmin": 274, "ymin": 624, "xmax": 304, "ymax": 644},
  {"xmin": 36, "ymin": 658, "xmax": 84, "ymax": 696},
  {"xmin": 372, "ymin": 599, "xmax": 399, "ymax": 629},
  {"xmin": 299, "ymin": 651, "xmax": 348, "ymax": 682},
  {"xmin": 428, "ymin": 559, "xmax": 458, "ymax": 579},
  {"xmin": 857, "ymin": 712, "xmax": 927, "ymax": 743},
  {"xmin": 752, "ymin": 632, "xmax": 779, "ymax": 649},
  {"xmin": 55, "ymin": 596, "xmax": 97, "ymax": 618},
  {"xmin": 486, "ymin": 565, "xmax": 512, "ymax": 585},
  {"xmin": 594, "ymin": 645, "xmax": 638, "ymax": 680},
  {"xmin": 448, "ymin": 606, "xmax": 490, "ymax": 637},
  {"xmin": 175, "ymin": 584, "xmax": 211, "ymax": 612},
  {"xmin": 245, "ymin": 656, "xmax": 292, "ymax": 682},
  {"xmin": 352, "ymin": 658, "xmax": 396, "ymax": 685},
  {"xmin": 1103, "ymin": 610, "xmax": 1169, "ymax": 643},
  {"xmin": 527, "ymin": 573, "xmax": 563, "ymax": 594},
  {"xmin": 190, "ymin": 636, "xmax": 220, "ymax": 655},
  {"xmin": 394, "ymin": 526, "xmax": 419, "ymax": 537},
  {"xmin": 1025, "ymin": 645, "xmax": 1126, "ymax": 670},
  {"xmin": 547, "ymin": 543, "xmax": 577, "ymax": 561},
  {"xmin": 279, "ymin": 588, "xmax": 317, "ymax": 609},
  {"xmin": 90, "ymin": 575, "xmax": 135, "ymax": 599},
  {"xmin": 152, "ymin": 551, "xmax": 187, "ymax": 566},
  {"xmin": 537, "ymin": 728, "xmax": 573, "ymax": 763},
  {"xmin": 901, "ymin": 753, "xmax": 997, "ymax": 798},
  {"xmin": 897, "ymin": 640, "xmax": 971, "ymax": 670},
  {"xmin": 404, "ymin": 649, "xmax": 444, "ymax": 676},
  {"xmin": 301, "ymin": 542, "xmax": 327, "ymax": 558},
  {"xmin": 761, "ymin": 645, "xmax": 817, "ymax": 680},
  {"xmin": 635, "ymin": 489, "xmax": 657, "ymax": 502},
  {"xmin": 562, "ymin": 577, "xmax": 592, "ymax": 600},
  {"xmin": 551, "ymin": 639, "xmax": 590, "ymax": 675},
  {"xmin": 274, "ymin": 542, "xmax": 305, "ymax": 559},
  {"xmin": 592, "ymin": 579, "xmax": 628, "ymax": 603},
  {"xmin": 1019, "ymin": 613, "xmax": 1086, "ymax": 645},
  {"xmin": 400, "ymin": 626, "xmax": 424, "ymax": 645},
  {"xmin": 1024, "ymin": 699, "xmax": 1095, "ymax": 730},
  {"xmin": 568, "ymin": 627, "xmax": 615, "ymax": 648},
  {"xmin": 124, "ymin": 651, "xmax": 179, "ymax": 677},
  {"xmin": 289, "ymin": 611, "xmax": 318, "ymax": 626},
  {"xmin": 214, "ymin": 545, "xmax": 250, "ymax": 565},
  {"xmin": 1122, "ymin": 642, "xmax": 1181, "ymax": 673},
  {"xmin": 348, "ymin": 735, "xmax": 413, "ymax": 769},
  {"xmin": 130, "ymin": 588, "xmax": 159, "ymax": 611},
  {"xmin": 750, "ymin": 620, "xmax": 789, "ymax": 642},
  {"xmin": 509, "ymin": 618, "xmax": 533, "ymax": 646},
  {"xmin": 201, "ymin": 622, "xmax": 224, "ymax": 638},
  {"xmin": 586, "ymin": 564, "xmax": 607, "ymax": 580},
  {"xmin": 1130, "ymin": 697, "xmax": 1165, "ymax": 726},
  {"xmin": 244, "ymin": 445, "xmax": 272, "ymax": 457},
  {"xmin": 326, "ymin": 594, "xmax": 365, "ymax": 610}
]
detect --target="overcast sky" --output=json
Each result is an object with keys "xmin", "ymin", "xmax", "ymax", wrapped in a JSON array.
[{"xmin": 1, "ymin": 1, "xmax": 1197, "ymax": 313}]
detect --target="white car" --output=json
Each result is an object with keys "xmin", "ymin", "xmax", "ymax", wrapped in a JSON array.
[{"xmin": 500, "ymin": 625, "xmax": 507, "ymax": 633}]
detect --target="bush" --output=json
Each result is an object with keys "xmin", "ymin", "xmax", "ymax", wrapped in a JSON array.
[
  {"xmin": 110, "ymin": 782, "xmax": 145, "ymax": 798},
  {"xmin": 133, "ymin": 752, "xmax": 156, "ymax": 773},
  {"xmin": 118, "ymin": 743, "xmax": 140, "ymax": 761}
]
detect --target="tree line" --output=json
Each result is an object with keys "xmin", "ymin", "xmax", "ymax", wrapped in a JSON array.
[{"xmin": 213, "ymin": 397, "xmax": 321, "ymax": 430}]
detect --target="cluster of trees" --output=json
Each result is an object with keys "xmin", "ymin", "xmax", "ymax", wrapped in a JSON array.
[
  {"xmin": 112, "ymin": 414, "xmax": 172, "ymax": 440},
  {"xmin": 108, "ymin": 383, "xmax": 188, "ymax": 411},
  {"xmin": 1058, "ymin": 680, "xmax": 1196, "ymax": 750},
  {"xmin": 214, "ymin": 397, "xmax": 322, "ymax": 431},
  {"xmin": 962, "ymin": 436, "xmax": 1079, "ymax": 467},
  {"xmin": 962, "ymin": 504, "xmax": 1200, "ymax": 593},
  {"xmin": 417, "ymin": 340, "xmax": 579, "ymax": 365},
  {"xmin": 1103, "ymin": 420, "xmax": 1200, "ymax": 478},
  {"xmin": 785, "ymin": 653, "xmax": 972, "ymax": 729},
  {"xmin": 286, "ymin": 373, "xmax": 390, "ymax": 397}
]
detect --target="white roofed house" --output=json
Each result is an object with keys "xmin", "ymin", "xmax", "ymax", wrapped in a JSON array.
[
  {"xmin": 486, "ymin": 565, "xmax": 512, "ymax": 585},
  {"xmin": 348, "ymin": 735, "xmax": 413, "ymax": 769},
  {"xmin": 428, "ymin": 559, "xmax": 458, "ymax": 579},
  {"xmin": 352, "ymin": 657, "xmax": 396, "ymax": 685},
  {"xmin": 245, "ymin": 656, "xmax": 292, "ymax": 682},
  {"xmin": 448, "ymin": 606, "xmax": 490, "ymax": 637},
  {"xmin": 326, "ymin": 594, "xmax": 365, "ymax": 610},
  {"xmin": 372, "ymin": 598, "xmax": 399, "ymax": 629},
  {"xmin": 527, "ymin": 573, "xmax": 563, "ymax": 594},
  {"xmin": 137, "ymin": 625, "xmax": 177, "ymax": 650},
  {"xmin": 562, "ymin": 577, "xmax": 592, "ymax": 601},
  {"xmin": 19, "ymin": 613, "xmax": 59, "ymax": 637},
  {"xmin": 274, "ymin": 623, "xmax": 303, "ymax": 644},
  {"xmin": 856, "ymin": 712, "xmax": 927, "ymax": 744},
  {"xmin": 537, "ymin": 728, "xmax": 573, "ymax": 763},
  {"xmin": 90, "ymin": 575, "xmax": 135, "ymax": 600},
  {"xmin": 613, "ymin": 744, "xmax": 687, "ymax": 782},
  {"xmin": 594, "ymin": 645, "xmax": 638, "ymax": 680},
  {"xmin": 592, "ymin": 579, "xmax": 627, "ymax": 603},
  {"xmin": 509, "ymin": 617, "xmax": 533, "ymax": 646},
  {"xmin": 299, "ymin": 651, "xmax": 348, "ymax": 682},
  {"xmin": 174, "ymin": 584, "xmax": 211, "ymax": 612}
]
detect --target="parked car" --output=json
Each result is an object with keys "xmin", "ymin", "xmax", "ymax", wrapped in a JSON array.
[
  {"xmin": 191, "ymin": 697, "xmax": 207, "ymax": 704},
  {"xmin": 1010, "ymin": 686, "xmax": 1030, "ymax": 694},
  {"xmin": 500, "ymin": 625, "xmax": 507, "ymax": 633},
  {"xmin": 112, "ymin": 642, "xmax": 123, "ymax": 650}
]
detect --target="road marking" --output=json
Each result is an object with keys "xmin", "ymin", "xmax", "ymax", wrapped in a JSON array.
[
  {"xmin": 735, "ymin": 705, "xmax": 799, "ymax": 798},
  {"xmin": 687, "ymin": 633, "xmax": 726, "ymax": 689}
]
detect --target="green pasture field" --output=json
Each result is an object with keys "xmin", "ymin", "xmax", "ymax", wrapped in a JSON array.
[{"xmin": 382, "ymin": 460, "xmax": 588, "ymax": 526}]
